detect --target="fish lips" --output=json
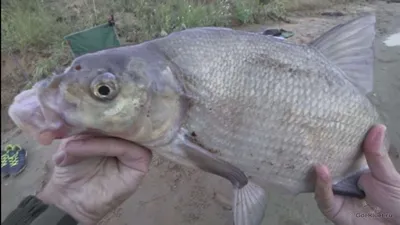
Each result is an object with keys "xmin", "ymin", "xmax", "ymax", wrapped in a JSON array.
[{"xmin": 8, "ymin": 86, "xmax": 80, "ymax": 145}]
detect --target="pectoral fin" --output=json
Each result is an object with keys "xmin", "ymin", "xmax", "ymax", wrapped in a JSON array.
[
  {"xmin": 175, "ymin": 130, "xmax": 247, "ymax": 188},
  {"xmin": 175, "ymin": 130, "xmax": 267, "ymax": 225}
]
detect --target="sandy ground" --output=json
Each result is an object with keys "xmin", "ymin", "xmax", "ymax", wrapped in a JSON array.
[{"xmin": 1, "ymin": 1, "xmax": 400, "ymax": 225}]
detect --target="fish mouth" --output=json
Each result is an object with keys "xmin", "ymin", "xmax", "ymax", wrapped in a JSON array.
[{"xmin": 8, "ymin": 80, "xmax": 81, "ymax": 145}]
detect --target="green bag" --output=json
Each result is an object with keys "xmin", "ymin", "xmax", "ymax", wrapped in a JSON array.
[{"xmin": 64, "ymin": 23, "xmax": 121, "ymax": 58}]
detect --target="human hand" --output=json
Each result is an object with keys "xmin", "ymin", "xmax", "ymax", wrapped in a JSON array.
[
  {"xmin": 36, "ymin": 135, "xmax": 152, "ymax": 225},
  {"xmin": 314, "ymin": 124, "xmax": 400, "ymax": 225}
]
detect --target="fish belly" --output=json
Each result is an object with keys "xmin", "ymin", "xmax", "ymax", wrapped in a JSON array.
[{"xmin": 183, "ymin": 97, "xmax": 376, "ymax": 194}]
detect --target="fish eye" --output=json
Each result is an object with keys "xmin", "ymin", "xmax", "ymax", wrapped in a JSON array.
[
  {"xmin": 97, "ymin": 85, "xmax": 111, "ymax": 96},
  {"xmin": 93, "ymin": 82, "xmax": 119, "ymax": 100},
  {"xmin": 91, "ymin": 72, "xmax": 119, "ymax": 101}
]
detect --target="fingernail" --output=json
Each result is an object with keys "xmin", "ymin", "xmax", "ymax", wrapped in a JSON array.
[
  {"xmin": 52, "ymin": 151, "xmax": 66, "ymax": 166},
  {"xmin": 315, "ymin": 164, "xmax": 330, "ymax": 182},
  {"xmin": 38, "ymin": 132, "xmax": 54, "ymax": 146},
  {"xmin": 375, "ymin": 125, "xmax": 386, "ymax": 145},
  {"xmin": 370, "ymin": 125, "xmax": 385, "ymax": 144}
]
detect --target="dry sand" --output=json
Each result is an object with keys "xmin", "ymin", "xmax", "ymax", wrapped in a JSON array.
[{"xmin": 1, "ymin": 1, "xmax": 399, "ymax": 225}]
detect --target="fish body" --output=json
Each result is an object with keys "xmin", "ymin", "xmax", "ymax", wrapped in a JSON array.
[
  {"xmin": 8, "ymin": 14, "xmax": 389, "ymax": 225},
  {"xmin": 150, "ymin": 24, "xmax": 382, "ymax": 194}
]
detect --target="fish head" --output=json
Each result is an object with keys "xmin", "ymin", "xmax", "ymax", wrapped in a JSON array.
[{"xmin": 8, "ymin": 51, "xmax": 152, "ymax": 145}]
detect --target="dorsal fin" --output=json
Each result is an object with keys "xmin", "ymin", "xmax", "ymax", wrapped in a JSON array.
[{"xmin": 310, "ymin": 14, "xmax": 376, "ymax": 95}]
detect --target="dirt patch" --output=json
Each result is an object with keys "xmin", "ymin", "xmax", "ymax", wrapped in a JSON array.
[{"xmin": 1, "ymin": 53, "xmax": 36, "ymax": 132}]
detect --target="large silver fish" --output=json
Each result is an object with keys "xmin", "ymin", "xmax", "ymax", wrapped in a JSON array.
[{"xmin": 9, "ymin": 14, "xmax": 391, "ymax": 225}]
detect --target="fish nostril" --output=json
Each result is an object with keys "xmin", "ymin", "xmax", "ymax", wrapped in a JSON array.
[
  {"xmin": 97, "ymin": 69, "xmax": 107, "ymax": 74},
  {"xmin": 47, "ymin": 74, "xmax": 63, "ymax": 89},
  {"xmin": 36, "ymin": 74, "xmax": 64, "ymax": 90}
]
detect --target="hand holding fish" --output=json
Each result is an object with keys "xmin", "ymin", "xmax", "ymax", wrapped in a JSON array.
[
  {"xmin": 36, "ymin": 136, "xmax": 152, "ymax": 225},
  {"xmin": 314, "ymin": 124, "xmax": 400, "ymax": 225}
]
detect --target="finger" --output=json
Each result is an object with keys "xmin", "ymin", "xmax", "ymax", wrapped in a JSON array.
[
  {"xmin": 61, "ymin": 136, "xmax": 152, "ymax": 172},
  {"xmin": 357, "ymin": 173, "xmax": 382, "ymax": 201},
  {"xmin": 314, "ymin": 164, "xmax": 340, "ymax": 219},
  {"xmin": 52, "ymin": 150, "xmax": 86, "ymax": 167},
  {"xmin": 363, "ymin": 124, "xmax": 399, "ymax": 182},
  {"xmin": 62, "ymin": 136, "xmax": 141, "ymax": 156},
  {"xmin": 117, "ymin": 147, "xmax": 152, "ymax": 173}
]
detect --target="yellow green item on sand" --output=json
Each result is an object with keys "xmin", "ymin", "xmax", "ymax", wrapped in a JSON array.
[{"xmin": 1, "ymin": 144, "xmax": 27, "ymax": 177}]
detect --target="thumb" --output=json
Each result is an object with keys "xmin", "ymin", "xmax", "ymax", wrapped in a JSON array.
[
  {"xmin": 60, "ymin": 136, "xmax": 152, "ymax": 172},
  {"xmin": 52, "ymin": 150, "xmax": 87, "ymax": 167},
  {"xmin": 314, "ymin": 165, "xmax": 341, "ymax": 220},
  {"xmin": 362, "ymin": 124, "xmax": 399, "ymax": 184},
  {"xmin": 51, "ymin": 136, "xmax": 94, "ymax": 167}
]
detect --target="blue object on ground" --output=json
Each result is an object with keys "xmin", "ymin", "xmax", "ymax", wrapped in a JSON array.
[
  {"xmin": 262, "ymin": 29, "xmax": 294, "ymax": 39},
  {"xmin": 1, "ymin": 144, "xmax": 27, "ymax": 177}
]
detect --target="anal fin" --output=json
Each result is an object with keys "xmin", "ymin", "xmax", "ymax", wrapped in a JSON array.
[
  {"xmin": 332, "ymin": 169, "xmax": 368, "ymax": 199},
  {"xmin": 234, "ymin": 181, "xmax": 267, "ymax": 225},
  {"xmin": 174, "ymin": 129, "xmax": 267, "ymax": 225}
]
